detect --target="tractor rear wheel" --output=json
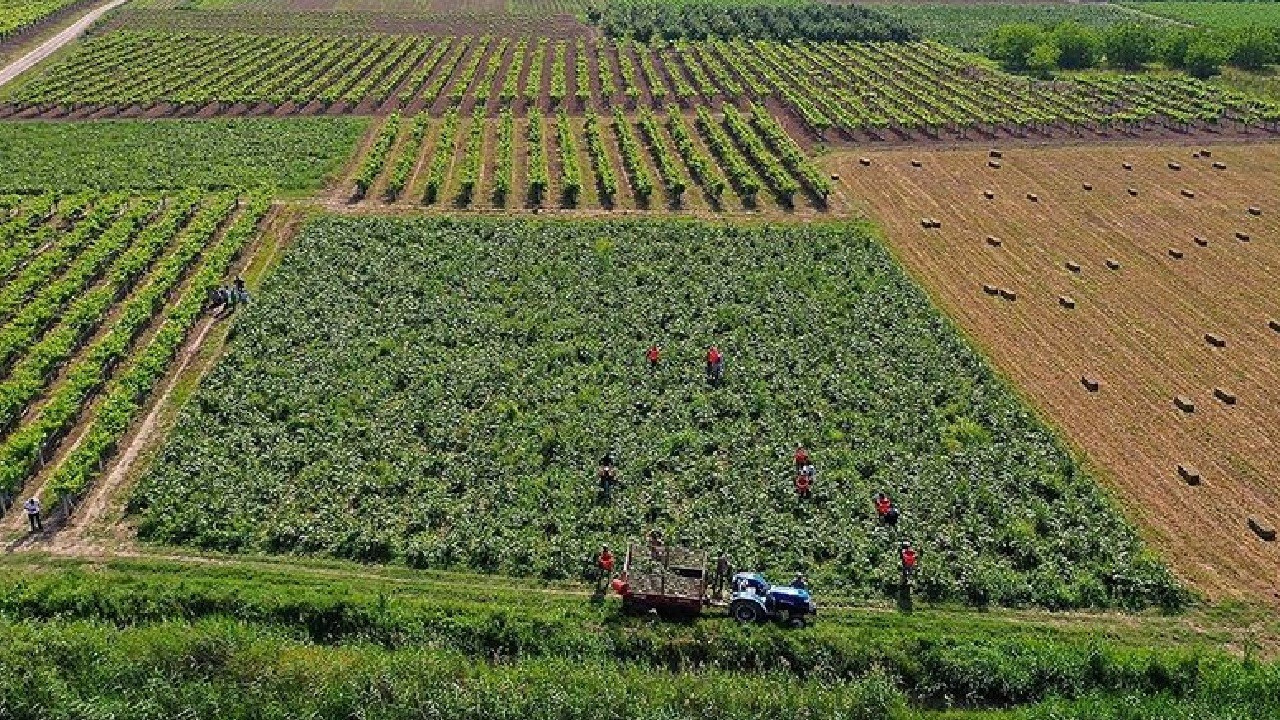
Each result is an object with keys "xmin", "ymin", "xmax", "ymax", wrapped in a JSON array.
[{"xmin": 730, "ymin": 600, "xmax": 764, "ymax": 623}]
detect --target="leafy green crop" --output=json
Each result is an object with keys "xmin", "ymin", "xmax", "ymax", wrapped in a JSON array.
[
  {"xmin": 0, "ymin": 119, "xmax": 368, "ymax": 193},
  {"xmin": 136, "ymin": 217, "xmax": 1183, "ymax": 610}
]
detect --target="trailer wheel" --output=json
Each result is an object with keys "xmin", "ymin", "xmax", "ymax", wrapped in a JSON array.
[
  {"xmin": 787, "ymin": 613, "xmax": 808, "ymax": 629},
  {"xmin": 731, "ymin": 600, "xmax": 764, "ymax": 623},
  {"xmin": 622, "ymin": 600, "xmax": 650, "ymax": 616}
]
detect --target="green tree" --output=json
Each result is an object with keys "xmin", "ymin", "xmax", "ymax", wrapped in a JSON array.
[
  {"xmin": 1028, "ymin": 42, "xmax": 1061, "ymax": 78},
  {"xmin": 986, "ymin": 24, "xmax": 1046, "ymax": 71},
  {"xmin": 1050, "ymin": 21, "xmax": 1099, "ymax": 70},
  {"xmin": 1227, "ymin": 26, "xmax": 1278, "ymax": 71},
  {"xmin": 1103, "ymin": 23, "xmax": 1156, "ymax": 70},
  {"xmin": 1158, "ymin": 28, "xmax": 1197, "ymax": 69},
  {"xmin": 1185, "ymin": 36, "xmax": 1228, "ymax": 79}
]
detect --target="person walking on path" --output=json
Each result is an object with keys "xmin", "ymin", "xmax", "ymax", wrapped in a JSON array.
[{"xmin": 23, "ymin": 497, "xmax": 42, "ymax": 532}]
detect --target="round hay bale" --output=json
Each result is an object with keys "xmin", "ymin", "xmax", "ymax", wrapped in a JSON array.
[
  {"xmin": 1065, "ymin": 260, "xmax": 1081, "ymax": 273},
  {"xmin": 1235, "ymin": 231, "xmax": 1251, "ymax": 242},
  {"xmin": 1168, "ymin": 161, "xmax": 1182, "ymax": 170},
  {"xmin": 859, "ymin": 157, "xmax": 871, "ymax": 166},
  {"xmin": 988, "ymin": 160, "xmax": 1001, "ymax": 169},
  {"xmin": 982, "ymin": 283, "xmax": 1000, "ymax": 295},
  {"xmin": 1168, "ymin": 248, "xmax": 1184, "ymax": 259},
  {"xmin": 1181, "ymin": 189, "xmax": 1195, "ymax": 198},
  {"xmin": 1105, "ymin": 258, "xmax": 1121, "ymax": 270},
  {"xmin": 1174, "ymin": 396, "xmax": 1195, "ymax": 413},
  {"xmin": 1213, "ymin": 161, "xmax": 1227, "ymax": 170},
  {"xmin": 989, "ymin": 149, "xmax": 1002, "ymax": 158},
  {"xmin": 983, "ymin": 190, "xmax": 994, "ymax": 199},
  {"xmin": 1194, "ymin": 236, "xmax": 1208, "ymax": 247},
  {"xmin": 1127, "ymin": 188, "xmax": 1139, "ymax": 196},
  {"xmin": 1248, "ymin": 206, "xmax": 1262, "ymax": 216},
  {"xmin": 910, "ymin": 159, "xmax": 922, "ymax": 167},
  {"xmin": 1081, "ymin": 375, "xmax": 1100, "ymax": 392},
  {"xmin": 1026, "ymin": 192, "xmax": 1038, "ymax": 202},
  {"xmin": 1059, "ymin": 295, "xmax": 1076, "ymax": 309},
  {"xmin": 1122, "ymin": 162, "xmax": 1133, "ymax": 170},
  {"xmin": 1082, "ymin": 183, "xmax": 1093, "ymax": 191},
  {"xmin": 985, "ymin": 235, "xmax": 1002, "ymax": 247}
]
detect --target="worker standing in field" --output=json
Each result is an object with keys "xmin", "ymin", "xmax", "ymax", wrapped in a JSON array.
[
  {"xmin": 597, "ymin": 544, "xmax": 615, "ymax": 592},
  {"xmin": 232, "ymin": 276, "xmax": 250, "ymax": 306},
  {"xmin": 713, "ymin": 553, "xmax": 731, "ymax": 599},
  {"xmin": 899, "ymin": 541, "xmax": 918, "ymax": 581},
  {"xmin": 875, "ymin": 492, "xmax": 900, "ymax": 527},
  {"xmin": 793, "ymin": 445, "xmax": 810, "ymax": 469},
  {"xmin": 791, "ymin": 572, "xmax": 808, "ymax": 590},
  {"xmin": 23, "ymin": 497, "xmax": 41, "ymax": 532},
  {"xmin": 597, "ymin": 454, "xmax": 618, "ymax": 502},
  {"xmin": 646, "ymin": 344, "xmax": 661, "ymax": 369},
  {"xmin": 648, "ymin": 529, "xmax": 664, "ymax": 561},
  {"xmin": 705, "ymin": 345, "xmax": 724, "ymax": 384},
  {"xmin": 794, "ymin": 468, "xmax": 812, "ymax": 499}
]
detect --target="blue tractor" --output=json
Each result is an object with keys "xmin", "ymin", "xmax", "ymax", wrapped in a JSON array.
[{"xmin": 728, "ymin": 572, "xmax": 817, "ymax": 627}]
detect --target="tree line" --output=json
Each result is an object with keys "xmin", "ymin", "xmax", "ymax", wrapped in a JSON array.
[{"xmin": 988, "ymin": 21, "xmax": 1279, "ymax": 79}]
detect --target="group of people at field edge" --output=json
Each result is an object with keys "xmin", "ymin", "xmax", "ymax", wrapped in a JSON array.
[{"xmin": 208, "ymin": 276, "xmax": 250, "ymax": 318}]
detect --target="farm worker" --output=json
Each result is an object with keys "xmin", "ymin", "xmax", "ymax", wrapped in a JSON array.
[
  {"xmin": 713, "ymin": 554, "xmax": 731, "ymax": 599},
  {"xmin": 794, "ymin": 470, "xmax": 812, "ymax": 499},
  {"xmin": 793, "ymin": 445, "xmax": 810, "ymax": 469},
  {"xmin": 791, "ymin": 573, "xmax": 808, "ymax": 590},
  {"xmin": 597, "ymin": 454, "xmax": 618, "ymax": 501},
  {"xmin": 23, "ymin": 497, "xmax": 42, "ymax": 532},
  {"xmin": 648, "ymin": 529, "xmax": 664, "ymax": 560},
  {"xmin": 597, "ymin": 545, "xmax": 615, "ymax": 591},
  {"xmin": 705, "ymin": 345, "xmax": 724, "ymax": 383},
  {"xmin": 899, "ymin": 542, "xmax": 918, "ymax": 580},
  {"xmin": 875, "ymin": 493, "xmax": 900, "ymax": 526},
  {"xmin": 233, "ymin": 276, "xmax": 250, "ymax": 305},
  {"xmin": 646, "ymin": 344, "xmax": 661, "ymax": 368}
]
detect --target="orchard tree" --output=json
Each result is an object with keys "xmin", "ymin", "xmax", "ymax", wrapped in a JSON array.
[
  {"xmin": 1227, "ymin": 26, "xmax": 1278, "ymax": 70},
  {"xmin": 1158, "ymin": 28, "xmax": 1197, "ymax": 69},
  {"xmin": 1050, "ymin": 21, "xmax": 1100, "ymax": 69},
  {"xmin": 987, "ymin": 23, "xmax": 1045, "ymax": 71},
  {"xmin": 1185, "ymin": 36, "xmax": 1228, "ymax": 79},
  {"xmin": 1028, "ymin": 42, "xmax": 1061, "ymax": 78},
  {"xmin": 1104, "ymin": 23, "xmax": 1156, "ymax": 70}
]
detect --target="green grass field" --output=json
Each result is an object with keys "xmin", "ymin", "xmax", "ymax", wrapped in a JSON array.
[{"xmin": 0, "ymin": 118, "xmax": 367, "ymax": 192}]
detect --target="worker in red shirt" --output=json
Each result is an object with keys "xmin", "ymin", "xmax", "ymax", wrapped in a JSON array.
[
  {"xmin": 793, "ymin": 445, "xmax": 810, "ymax": 469},
  {"xmin": 597, "ymin": 544, "xmax": 615, "ymax": 592},
  {"xmin": 645, "ymin": 344, "xmax": 661, "ymax": 368},
  {"xmin": 899, "ymin": 541, "xmax": 918, "ymax": 581},
  {"xmin": 705, "ymin": 345, "xmax": 724, "ymax": 383},
  {"xmin": 794, "ymin": 470, "xmax": 812, "ymax": 499},
  {"xmin": 875, "ymin": 492, "xmax": 899, "ymax": 526}
]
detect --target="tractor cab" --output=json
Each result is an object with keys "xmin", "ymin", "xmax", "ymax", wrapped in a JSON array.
[{"xmin": 729, "ymin": 572, "xmax": 817, "ymax": 626}]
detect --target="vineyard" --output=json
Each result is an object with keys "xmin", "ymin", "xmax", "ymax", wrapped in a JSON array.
[
  {"xmin": 7, "ymin": 33, "xmax": 1279, "ymax": 142},
  {"xmin": 0, "ymin": 0, "xmax": 83, "ymax": 44},
  {"xmin": 0, "ymin": 189, "xmax": 270, "ymax": 523},
  {"xmin": 0, "ymin": 118, "xmax": 367, "ymax": 192},
  {"xmin": 340, "ymin": 102, "xmax": 828, "ymax": 212},
  {"xmin": 134, "ymin": 216, "xmax": 1182, "ymax": 610}
]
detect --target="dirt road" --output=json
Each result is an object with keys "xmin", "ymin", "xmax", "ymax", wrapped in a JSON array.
[{"xmin": 0, "ymin": 0, "xmax": 130, "ymax": 90}]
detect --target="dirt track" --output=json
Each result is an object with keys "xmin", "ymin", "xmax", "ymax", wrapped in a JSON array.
[{"xmin": 833, "ymin": 142, "xmax": 1280, "ymax": 606}]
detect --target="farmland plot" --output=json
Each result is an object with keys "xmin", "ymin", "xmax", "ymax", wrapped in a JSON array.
[
  {"xmin": 7, "ymin": 32, "xmax": 1277, "ymax": 146},
  {"xmin": 835, "ymin": 143, "xmax": 1280, "ymax": 604},
  {"xmin": 135, "ymin": 216, "xmax": 1182, "ymax": 610},
  {"xmin": 0, "ymin": 189, "xmax": 271, "ymax": 524},
  {"xmin": 338, "ymin": 105, "xmax": 829, "ymax": 213}
]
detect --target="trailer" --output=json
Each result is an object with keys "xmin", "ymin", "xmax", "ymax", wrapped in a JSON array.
[{"xmin": 611, "ymin": 543, "xmax": 708, "ymax": 619}]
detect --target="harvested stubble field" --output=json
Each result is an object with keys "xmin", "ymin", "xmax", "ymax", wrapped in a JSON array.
[{"xmin": 834, "ymin": 142, "xmax": 1280, "ymax": 605}]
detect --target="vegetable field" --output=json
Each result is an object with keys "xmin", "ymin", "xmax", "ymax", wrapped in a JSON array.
[
  {"xmin": 876, "ymin": 3, "xmax": 1174, "ymax": 52},
  {"xmin": 7, "ymin": 33, "xmax": 1277, "ymax": 142},
  {"xmin": 1127, "ymin": 2, "xmax": 1280, "ymax": 30},
  {"xmin": 0, "ymin": 189, "xmax": 270, "ymax": 522},
  {"xmin": 135, "ymin": 216, "xmax": 1181, "ymax": 610},
  {"xmin": 341, "ymin": 103, "xmax": 829, "ymax": 212},
  {"xmin": 0, "ymin": 119, "xmax": 368, "ymax": 192}
]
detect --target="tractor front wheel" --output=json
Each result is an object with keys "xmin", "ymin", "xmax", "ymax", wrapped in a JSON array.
[{"xmin": 730, "ymin": 600, "xmax": 764, "ymax": 623}]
